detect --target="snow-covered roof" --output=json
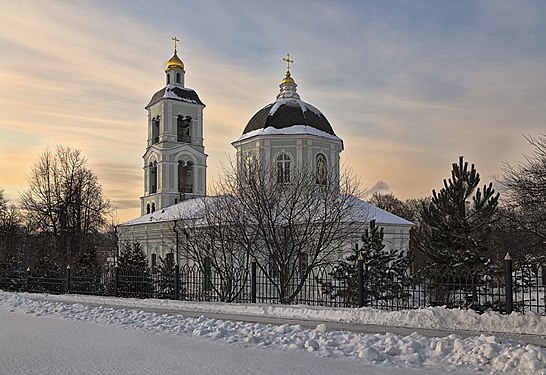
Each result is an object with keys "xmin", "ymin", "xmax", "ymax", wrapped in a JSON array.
[
  {"xmin": 145, "ymin": 84, "xmax": 205, "ymax": 108},
  {"xmin": 241, "ymin": 97, "xmax": 337, "ymax": 138},
  {"xmin": 121, "ymin": 195, "xmax": 412, "ymax": 227},
  {"xmin": 121, "ymin": 196, "xmax": 225, "ymax": 226},
  {"xmin": 234, "ymin": 124, "xmax": 342, "ymax": 143},
  {"xmin": 348, "ymin": 197, "xmax": 413, "ymax": 226},
  {"xmin": 269, "ymin": 98, "xmax": 323, "ymax": 117}
]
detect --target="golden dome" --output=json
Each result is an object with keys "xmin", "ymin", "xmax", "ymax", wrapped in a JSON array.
[
  {"xmin": 280, "ymin": 71, "xmax": 296, "ymax": 85},
  {"xmin": 166, "ymin": 52, "xmax": 184, "ymax": 71}
]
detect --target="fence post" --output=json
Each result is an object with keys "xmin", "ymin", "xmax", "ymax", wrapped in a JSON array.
[
  {"xmin": 174, "ymin": 263, "xmax": 180, "ymax": 300},
  {"xmin": 114, "ymin": 265, "xmax": 119, "ymax": 297},
  {"xmin": 357, "ymin": 254, "xmax": 365, "ymax": 308},
  {"xmin": 26, "ymin": 267, "xmax": 31, "ymax": 292},
  {"xmin": 504, "ymin": 252, "xmax": 513, "ymax": 315},
  {"xmin": 65, "ymin": 265, "xmax": 71, "ymax": 294},
  {"xmin": 251, "ymin": 257, "xmax": 257, "ymax": 304}
]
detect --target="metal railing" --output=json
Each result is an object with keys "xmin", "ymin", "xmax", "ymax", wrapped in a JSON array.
[{"xmin": 1, "ymin": 257, "xmax": 544, "ymax": 315}]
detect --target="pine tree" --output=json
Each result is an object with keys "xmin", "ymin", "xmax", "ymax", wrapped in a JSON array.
[
  {"xmin": 32, "ymin": 238, "xmax": 62, "ymax": 277},
  {"xmin": 419, "ymin": 156, "xmax": 499, "ymax": 270},
  {"xmin": 0, "ymin": 246, "xmax": 24, "ymax": 285},
  {"xmin": 72, "ymin": 239, "xmax": 102, "ymax": 294},
  {"xmin": 118, "ymin": 242, "xmax": 148, "ymax": 272},
  {"xmin": 326, "ymin": 220, "xmax": 411, "ymax": 306},
  {"xmin": 157, "ymin": 253, "xmax": 176, "ymax": 299},
  {"xmin": 117, "ymin": 242, "xmax": 151, "ymax": 298},
  {"xmin": 0, "ymin": 189, "xmax": 24, "ymax": 280},
  {"xmin": 74, "ymin": 240, "xmax": 99, "ymax": 272}
]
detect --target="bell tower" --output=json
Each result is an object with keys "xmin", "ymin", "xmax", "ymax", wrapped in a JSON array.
[{"xmin": 140, "ymin": 37, "xmax": 207, "ymax": 215}]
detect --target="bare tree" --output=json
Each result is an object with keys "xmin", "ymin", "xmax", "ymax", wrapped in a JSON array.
[
  {"xmin": 179, "ymin": 195, "xmax": 256, "ymax": 302},
  {"xmin": 368, "ymin": 192, "xmax": 417, "ymax": 222},
  {"xmin": 20, "ymin": 146, "xmax": 111, "ymax": 267},
  {"xmin": 499, "ymin": 134, "xmax": 546, "ymax": 260},
  {"xmin": 0, "ymin": 189, "xmax": 24, "ymax": 274},
  {"xmin": 208, "ymin": 157, "xmax": 365, "ymax": 303}
]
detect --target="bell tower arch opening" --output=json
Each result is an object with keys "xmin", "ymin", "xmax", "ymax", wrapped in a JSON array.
[
  {"xmin": 177, "ymin": 160, "xmax": 194, "ymax": 194},
  {"xmin": 177, "ymin": 115, "xmax": 192, "ymax": 143}
]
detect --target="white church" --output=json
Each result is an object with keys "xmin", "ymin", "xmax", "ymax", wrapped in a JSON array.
[{"xmin": 119, "ymin": 42, "xmax": 412, "ymax": 265}]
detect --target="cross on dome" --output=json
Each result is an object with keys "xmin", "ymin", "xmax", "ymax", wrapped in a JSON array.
[
  {"xmin": 278, "ymin": 53, "xmax": 298, "ymax": 99},
  {"xmin": 283, "ymin": 53, "xmax": 294, "ymax": 73},
  {"xmin": 172, "ymin": 36, "xmax": 180, "ymax": 53}
]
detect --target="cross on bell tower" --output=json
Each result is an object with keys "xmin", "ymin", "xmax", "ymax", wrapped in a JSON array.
[{"xmin": 172, "ymin": 36, "xmax": 179, "ymax": 53}]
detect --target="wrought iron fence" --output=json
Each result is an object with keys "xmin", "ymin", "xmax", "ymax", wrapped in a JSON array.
[{"xmin": 1, "ymin": 257, "xmax": 545, "ymax": 315}]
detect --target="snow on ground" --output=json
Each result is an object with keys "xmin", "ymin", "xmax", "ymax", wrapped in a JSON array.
[
  {"xmin": 23, "ymin": 291, "xmax": 546, "ymax": 335},
  {"xmin": 1, "ymin": 291, "xmax": 546, "ymax": 374},
  {"xmin": 0, "ymin": 308, "xmax": 448, "ymax": 375}
]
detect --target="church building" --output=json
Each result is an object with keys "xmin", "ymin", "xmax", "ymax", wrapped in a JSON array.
[{"xmin": 120, "ymin": 42, "xmax": 412, "ymax": 265}]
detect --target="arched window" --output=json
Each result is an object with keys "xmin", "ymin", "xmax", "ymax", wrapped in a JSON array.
[
  {"xmin": 151, "ymin": 202, "xmax": 156, "ymax": 213},
  {"xmin": 166, "ymin": 73, "xmax": 170, "ymax": 84},
  {"xmin": 177, "ymin": 115, "xmax": 192, "ymax": 143},
  {"xmin": 146, "ymin": 203, "xmax": 151, "ymax": 214},
  {"xmin": 316, "ymin": 153, "xmax": 327, "ymax": 185},
  {"xmin": 176, "ymin": 72, "xmax": 181, "ymax": 83},
  {"xmin": 149, "ymin": 161, "xmax": 157, "ymax": 193},
  {"xmin": 276, "ymin": 153, "xmax": 291, "ymax": 183}
]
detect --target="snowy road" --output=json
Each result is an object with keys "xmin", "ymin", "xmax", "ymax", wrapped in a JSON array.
[
  {"xmin": 1, "ymin": 310, "xmax": 452, "ymax": 375},
  {"xmin": 2, "ymin": 292, "xmax": 546, "ymax": 374}
]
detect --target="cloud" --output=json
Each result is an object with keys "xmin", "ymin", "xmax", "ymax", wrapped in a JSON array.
[{"xmin": 367, "ymin": 180, "xmax": 390, "ymax": 195}]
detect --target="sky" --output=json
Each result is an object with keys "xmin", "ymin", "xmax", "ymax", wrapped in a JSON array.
[{"xmin": 1, "ymin": 0, "xmax": 545, "ymax": 222}]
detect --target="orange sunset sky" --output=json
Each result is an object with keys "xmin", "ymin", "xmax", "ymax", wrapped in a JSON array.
[{"xmin": 1, "ymin": 1, "xmax": 545, "ymax": 222}]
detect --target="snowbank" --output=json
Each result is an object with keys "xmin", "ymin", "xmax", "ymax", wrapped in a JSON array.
[
  {"xmin": 1, "ymin": 291, "xmax": 546, "ymax": 374},
  {"xmin": 17, "ymin": 291, "xmax": 546, "ymax": 335}
]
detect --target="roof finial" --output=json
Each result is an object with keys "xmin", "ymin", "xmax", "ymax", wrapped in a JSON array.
[
  {"xmin": 278, "ymin": 53, "xmax": 298, "ymax": 100},
  {"xmin": 172, "ymin": 36, "xmax": 180, "ymax": 54},
  {"xmin": 166, "ymin": 37, "xmax": 185, "ymax": 71},
  {"xmin": 283, "ymin": 53, "xmax": 294, "ymax": 75}
]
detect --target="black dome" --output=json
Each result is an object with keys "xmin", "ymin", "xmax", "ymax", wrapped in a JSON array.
[{"xmin": 242, "ymin": 98, "xmax": 336, "ymax": 136}]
